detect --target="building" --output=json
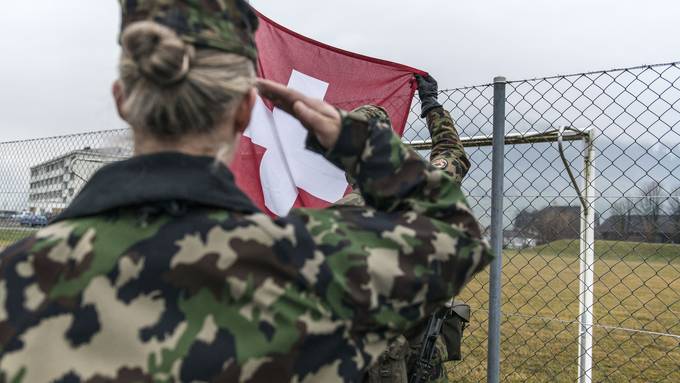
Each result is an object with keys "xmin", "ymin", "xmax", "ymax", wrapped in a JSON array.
[
  {"xmin": 28, "ymin": 147, "xmax": 129, "ymax": 215},
  {"xmin": 503, "ymin": 229, "xmax": 538, "ymax": 249},
  {"xmin": 514, "ymin": 206, "xmax": 600, "ymax": 245},
  {"xmin": 599, "ymin": 214, "xmax": 679, "ymax": 244}
]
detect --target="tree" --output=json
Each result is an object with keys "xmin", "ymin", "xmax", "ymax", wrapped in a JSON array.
[
  {"xmin": 513, "ymin": 206, "xmax": 580, "ymax": 245},
  {"xmin": 611, "ymin": 198, "xmax": 635, "ymax": 240},
  {"xmin": 670, "ymin": 187, "xmax": 680, "ymax": 216},
  {"xmin": 671, "ymin": 187, "xmax": 680, "ymax": 244},
  {"xmin": 514, "ymin": 207, "xmax": 537, "ymax": 233},
  {"xmin": 637, "ymin": 181, "xmax": 665, "ymax": 243}
]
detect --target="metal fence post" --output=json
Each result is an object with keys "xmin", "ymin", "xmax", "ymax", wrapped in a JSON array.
[{"xmin": 488, "ymin": 76, "xmax": 507, "ymax": 383}]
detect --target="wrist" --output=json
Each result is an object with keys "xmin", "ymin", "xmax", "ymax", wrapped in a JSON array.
[
  {"xmin": 420, "ymin": 98, "xmax": 442, "ymax": 118},
  {"xmin": 313, "ymin": 108, "xmax": 342, "ymax": 150},
  {"xmin": 306, "ymin": 109, "xmax": 370, "ymax": 173}
]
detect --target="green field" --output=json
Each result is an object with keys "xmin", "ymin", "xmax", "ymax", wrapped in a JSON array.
[
  {"xmin": 0, "ymin": 228, "xmax": 36, "ymax": 250},
  {"xmin": 448, "ymin": 240, "xmax": 680, "ymax": 382},
  {"xmin": 532, "ymin": 239, "xmax": 680, "ymax": 263}
]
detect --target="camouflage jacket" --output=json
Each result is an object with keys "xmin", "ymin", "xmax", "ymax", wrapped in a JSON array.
[
  {"xmin": 337, "ymin": 107, "xmax": 470, "ymax": 207},
  {"xmin": 426, "ymin": 107, "xmax": 470, "ymax": 182},
  {"xmin": 0, "ymin": 112, "xmax": 491, "ymax": 382},
  {"xmin": 354, "ymin": 107, "xmax": 471, "ymax": 383}
]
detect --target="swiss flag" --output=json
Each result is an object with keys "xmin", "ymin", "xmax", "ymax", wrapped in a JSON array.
[{"xmin": 231, "ymin": 11, "xmax": 425, "ymax": 216}]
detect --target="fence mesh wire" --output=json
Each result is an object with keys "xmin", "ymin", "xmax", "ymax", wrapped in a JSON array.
[
  {"xmin": 404, "ymin": 62, "xmax": 680, "ymax": 383},
  {"xmin": 1, "ymin": 62, "xmax": 679, "ymax": 382}
]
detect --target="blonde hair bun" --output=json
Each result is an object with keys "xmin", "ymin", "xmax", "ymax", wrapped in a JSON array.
[
  {"xmin": 118, "ymin": 21, "xmax": 255, "ymax": 139},
  {"xmin": 121, "ymin": 21, "xmax": 193, "ymax": 86}
]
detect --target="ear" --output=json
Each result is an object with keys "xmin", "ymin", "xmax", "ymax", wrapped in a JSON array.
[
  {"xmin": 233, "ymin": 88, "xmax": 257, "ymax": 135},
  {"xmin": 112, "ymin": 81, "xmax": 127, "ymax": 120}
]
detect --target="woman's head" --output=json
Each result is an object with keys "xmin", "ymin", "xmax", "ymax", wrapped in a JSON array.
[{"xmin": 115, "ymin": 21, "xmax": 256, "ymax": 157}]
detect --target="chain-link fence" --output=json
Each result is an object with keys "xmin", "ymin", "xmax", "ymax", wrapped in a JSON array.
[
  {"xmin": 403, "ymin": 62, "xmax": 680, "ymax": 383},
  {"xmin": 0, "ymin": 130, "xmax": 132, "ymax": 246},
  {"xmin": 1, "ymin": 62, "xmax": 679, "ymax": 382}
]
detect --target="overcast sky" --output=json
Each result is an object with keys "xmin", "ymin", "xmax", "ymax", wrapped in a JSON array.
[{"xmin": 0, "ymin": 0, "xmax": 678, "ymax": 142}]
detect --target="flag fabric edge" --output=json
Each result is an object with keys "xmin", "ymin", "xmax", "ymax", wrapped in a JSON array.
[{"xmin": 253, "ymin": 9, "xmax": 428, "ymax": 77}]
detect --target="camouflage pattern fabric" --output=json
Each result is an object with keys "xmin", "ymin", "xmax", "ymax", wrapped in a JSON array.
[
  {"xmin": 352, "ymin": 105, "xmax": 391, "ymax": 125},
  {"xmin": 426, "ymin": 107, "xmax": 470, "ymax": 183},
  {"xmin": 406, "ymin": 340, "xmax": 450, "ymax": 383},
  {"xmin": 403, "ymin": 317, "xmax": 455, "ymax": 383},
  {"xmin": 340, "ymin": 105, "xmax": 470, "ymax": 383},
  {"xmin": 335, "ymin": 190, "xmax": 366, "ymax": 207},
  {"xmin": 364, "ymin": 335, "xmax": 409, "ymax": 383},
  {"xmin": 363, "ymin": 328, "xmax": 449, "ymax": 383},
  {"xmin": 337, "ymin": 106, "xmax": 469, "ymax": 208},
  {"xmin": 343, "ymin": 105, "xmax": 391, "ymax": 190},
  {"xmin": 0, "ymin": 112, "xmax": 491, "ymax": 382},
  {"xmin": 119, "ymin": 0, "xmax": 259, "ymax": 62}
]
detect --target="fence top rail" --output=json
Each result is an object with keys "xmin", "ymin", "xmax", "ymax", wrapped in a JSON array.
[
  {"xmin": 408, "ymin": 126, "xmax": 591, "ymax": 150},
  {"xmin": 0, "ymin": 126, "xmax": 589, "ymax": 150},
  {"xmin": 0, "ymin": 128, "xmax": 129, "ymax": 146},
  {"xmin": 504, "ymin": 61, "xmax": 680, "ymax": 84},
  {"xmin": 436, "ymin": 61, "xmax": 680, "ymax": 92}
]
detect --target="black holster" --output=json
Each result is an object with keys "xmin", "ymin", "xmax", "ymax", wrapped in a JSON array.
[{"xmin": 440, "ymin": 301, "xmax": 470, "ymax": 361}]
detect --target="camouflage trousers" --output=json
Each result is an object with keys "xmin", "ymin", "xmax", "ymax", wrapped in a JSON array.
[
  {"xmin": 365, "ymin": 301, "xmax": 470, "ymax": 383},
  {"xmin": 407, "ymin": 337, "xmax": 451, "ymax": 383},
  {"xmin": 364, "ymin": 336, "xmax": 449, "ymax": 383}
]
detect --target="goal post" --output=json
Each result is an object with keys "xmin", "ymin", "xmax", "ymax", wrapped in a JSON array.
[{"xmin": 408, "ymin": 126, "xmax": 597, "ymax": 383}]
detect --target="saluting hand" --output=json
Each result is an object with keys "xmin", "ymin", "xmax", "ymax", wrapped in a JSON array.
[{"xmin": 256, "ymin": 79, "xmax": 341, "ymax": 150}]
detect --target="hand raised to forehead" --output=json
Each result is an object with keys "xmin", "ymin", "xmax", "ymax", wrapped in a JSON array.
[{"xmin": 256, "ymin": 79, "xmax": 342, "ymax": 149}]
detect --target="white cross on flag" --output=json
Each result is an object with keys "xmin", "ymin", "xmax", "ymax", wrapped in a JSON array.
[{"xmin": 231, "ymin": 11, "xmax": 424, "ymax": 216}]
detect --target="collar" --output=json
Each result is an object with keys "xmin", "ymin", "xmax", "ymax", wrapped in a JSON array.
[{"xmin": 55, "ymin": 152, "xmax": 259, "ymax": 222}]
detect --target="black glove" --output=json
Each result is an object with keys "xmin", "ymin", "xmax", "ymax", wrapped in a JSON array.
[{"xmin": 416, "ymin": 74, "xmax": 442, "ymax": 118}]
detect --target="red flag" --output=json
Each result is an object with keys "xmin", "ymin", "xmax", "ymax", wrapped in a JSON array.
[{"xmin": 231, "ymin": 11, "xmax": 425, "ymax": 216}]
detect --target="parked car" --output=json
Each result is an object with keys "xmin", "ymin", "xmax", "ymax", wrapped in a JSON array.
[
  {"xmin": 0, "ymin": 211, "xmax": 19, "ymax": 220},
  {"xmin": 12, "ymin": 212, "xmax": 30, "ymax": 220},
  {"xmin": 20, "ymin": 214, "xmax": 49, "ymax": 227}
]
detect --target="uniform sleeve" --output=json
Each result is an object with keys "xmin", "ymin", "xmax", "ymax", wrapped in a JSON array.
[
  {"xmin": 292, "ymin": 111, "xmax": 492, "ymax": 337},
  {"xmin": 426, "ymin": 107, "xmax": 471, "ymax": 184},
  {"xmin": 333, "ymin": 190, "xmax": 365, "ymax": 207}
]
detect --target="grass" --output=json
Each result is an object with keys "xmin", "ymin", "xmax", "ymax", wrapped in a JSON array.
[
  {"xmin": 529, "ymin": 239, "xmax": 680, "ymax": 263},
  {"xmin": 447, "ymin": 240, "xmax": 680, "ymax": 382},
  {"xmin": 0, "ymin": 228, "xmax": 36, "ymax": 250}
]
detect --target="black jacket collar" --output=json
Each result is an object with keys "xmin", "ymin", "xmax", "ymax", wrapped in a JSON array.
[{"xmin": 55, "ymin": 152, "xmax": 259, "ymax": 222}]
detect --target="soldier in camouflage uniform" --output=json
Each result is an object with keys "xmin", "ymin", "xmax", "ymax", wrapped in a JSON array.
[
  {"xmin": 338, "ymin": 75, "xmax": 469, "ymax": 208},
  {"xmin": 339, "ymin": 75, "xmax": 472, "ymax": 382},
  {"xmin": 0, "ymin": 1, "xmax": 492, "ymax": 382}
]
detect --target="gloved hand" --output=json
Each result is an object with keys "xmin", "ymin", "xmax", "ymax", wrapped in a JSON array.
[{"xmin": 416, "ymin": 74, "xmax": 442, "ymax": 118}]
